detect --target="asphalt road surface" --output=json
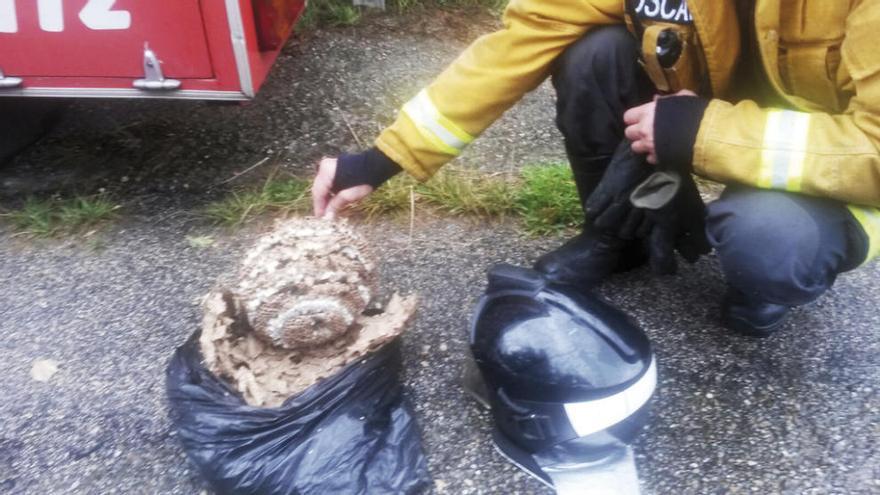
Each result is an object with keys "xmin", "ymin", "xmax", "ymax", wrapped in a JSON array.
[{"xmin": 1, "ymin": 10, "xmax": 878, "ymax": 495}]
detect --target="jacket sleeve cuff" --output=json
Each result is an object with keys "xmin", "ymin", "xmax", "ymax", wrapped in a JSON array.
[
  {"xmin": 654, "ymin": 96, "xmax": 709, "ymax": 172},
  {"xmin": 332, "ymin": 147, "xmax": 402, "ymax": 193}
]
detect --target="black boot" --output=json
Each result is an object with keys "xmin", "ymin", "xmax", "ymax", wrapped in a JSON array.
[
  {"xmin": 534, "ymin": 226, "xmax": 647, "ymax": 288},
  {"xmin": 534, "ymin": 149, "xmax": 650, "ymax": 288},
  {"xmin": 721, "ymin": 289, "xmax": 790, "ymax": 338}
]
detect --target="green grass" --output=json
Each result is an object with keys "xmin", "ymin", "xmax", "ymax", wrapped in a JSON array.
[
  {"xmin": 358, "ymin": 168, "xmax": 516, "ymax": 219},
  {"xmin": 2, "ymin": 195, "xmax": 120, "ymax": 237},
  {"xmin": 204, "ymin": 175, "xmax": 311, "ymax": 226},
  {"xmin": 514, "ymin": 164, "xmax": 582, "ymax": 234},
  {"xmin": 298, "ymin": 0, "xmax": 361, "ymax": 30},
  {"xmin": 358, "ymin": 163, "xmax": 580, "ymax": 234},
  {"xmin": 297, "ymin": 0, "xmax": 508, "ymax": 30},
  {"xmin": 355, "ymin": 169, "xmax": 509, "ymax": 218},
  {"xmin": 419, "ymin": 169, "xmax": 516, "ymax": 217},
  {"xmin": 206, "ymin": 164, "xmax": 581, "ymax": 234},
  {"xmin": 390, "ymin": 0, "xmax": 508, "ymax": 13}
]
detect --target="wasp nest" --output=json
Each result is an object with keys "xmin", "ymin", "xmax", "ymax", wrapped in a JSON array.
[
  {"xmin": 199, "ymin": 218, "xmax": 417, "ymax": 408},
  {"xmin": 233, "ymin": 218, "xmax": 378, "ymax": 350}
]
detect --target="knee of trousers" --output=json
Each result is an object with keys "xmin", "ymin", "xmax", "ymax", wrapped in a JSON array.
[
  {"xmin": 706, "ymin": 188, "xmax": 853, "ymax": 306},
  {"xmin": 551, "ymin": 26, "xmax": 647, "ymax": 149}
]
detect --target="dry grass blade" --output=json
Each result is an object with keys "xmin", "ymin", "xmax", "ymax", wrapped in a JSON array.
[{"xmin": 356, "ymin": 174, "xmax": 418, "ymax": 219}]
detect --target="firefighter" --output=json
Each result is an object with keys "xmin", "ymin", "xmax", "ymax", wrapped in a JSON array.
[{"xmin": 312, "ymin": 0, "xmax": 880, "ymax": 337}]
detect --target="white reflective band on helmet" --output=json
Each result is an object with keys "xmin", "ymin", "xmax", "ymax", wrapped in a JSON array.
[
  {"xmin": 847, "ymin": 205, "xmax": 880, "ymax": 263},
  {"xmin": 563, "ymin": 357, "xmax": 657, "ymax": 438},
  {"xmin": 758, "ymin": 110, "xmax": 811, "ymax": 192},
  {"xmin": 402, "ymin": 89, "xmax": 474, "ymax": 156}
]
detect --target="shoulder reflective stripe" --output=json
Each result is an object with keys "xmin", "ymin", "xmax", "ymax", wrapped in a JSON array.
[
  {"xmin": 848, "ymin": 205, "xmax": 880, "ymax": 262},
  {"xmin": 402, "ymin": 89, "xmax": 474, "ymax": 156},
  {"xmin": 563, "ymin": 358, "xmax": 657, "ymax": 438},
  {"xmin": 758, "ymin": 110, "xmax": 811, "ymax": 192}
]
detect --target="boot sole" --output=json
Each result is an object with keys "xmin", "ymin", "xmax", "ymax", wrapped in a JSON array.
[{"xmin": 722, "ymin": 312, "xmax": 787, "ymax": 338}]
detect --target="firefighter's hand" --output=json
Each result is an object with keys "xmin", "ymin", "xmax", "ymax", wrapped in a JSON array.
[
  {"xmin": 624, "ymin": 90, "xmax": 697, "ymax": 165},
  {"xmin": 312, "ymin": 157, "xmax": 373, "ymax": 220}
]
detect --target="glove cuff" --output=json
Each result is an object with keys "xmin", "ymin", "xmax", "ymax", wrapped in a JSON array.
[
  {"xmin": 332, "ymin": 147, "xmax": 402, "ymax": 193},
  {"xmin": 654, "ymin": 96, "xmax": 708, "ymax": 173}
]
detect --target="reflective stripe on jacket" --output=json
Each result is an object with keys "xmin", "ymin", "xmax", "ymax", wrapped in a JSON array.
[{"xmin": 374, "ymin": 0, "xmax": 880, "ymax": 262}]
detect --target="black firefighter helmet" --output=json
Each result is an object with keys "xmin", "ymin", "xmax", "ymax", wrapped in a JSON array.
[{"xmin": 465, "ymin": 264, "xmax": 656, "ymax": 493}]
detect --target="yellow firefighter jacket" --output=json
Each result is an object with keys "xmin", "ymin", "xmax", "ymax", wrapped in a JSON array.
[{"xmin": 374, "ymin": 0, "xmax": 880, "ymax": 261}]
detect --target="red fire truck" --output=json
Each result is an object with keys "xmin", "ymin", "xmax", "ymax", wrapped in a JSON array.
[{"xmin": 0, "ymin": 0, "xmax": 305, "ymax": 101}]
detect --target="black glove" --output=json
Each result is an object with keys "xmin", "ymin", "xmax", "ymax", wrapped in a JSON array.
[
  {"xmin": 583, "ymin": 138, "xmax": 710, "ymax": 275},
  {"xmin": 633, "ymin": 94, "xmax": 711, "ymax": 273},
  {"xmin": 630, "ymin": 170, "xmax": 710, "ymax": 274},
  {"xmin": 584, "ymin": 140, "xmax": 654, "ymax": 240}
]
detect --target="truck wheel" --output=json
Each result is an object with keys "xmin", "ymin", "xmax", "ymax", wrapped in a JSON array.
[{"xmin": 0, "ymin": 99, "xmax": 68, "ymax": 165}]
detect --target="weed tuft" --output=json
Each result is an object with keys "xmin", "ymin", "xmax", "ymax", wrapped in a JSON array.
[
  {"xmin": 515, "ymin": 164, "xmax": 582, "ymax": 235},
  {"xmin": 57, "ymin": 196, "xmax": 120, "ymax": 228},
  {"xmin": 298, "ymin": 0, "xmax": 361, "ymax": 30},
  {"xmin": 356, "ymin": 168, "xmax": 515, "ymax": 219},
  {"xmin": 8, "ymin": 199, "xmax": 55, "ymax": 236},
  {"xmin": 417, "ymin": 169, "xmax": 514, "ymax": 217},
  {"xmin": 204, "ymin": 176, "xmax": 311, "ymax": 226},
  {"xmin": 3, "ymin": 195, "xmax": 119, "ymax": 237}
]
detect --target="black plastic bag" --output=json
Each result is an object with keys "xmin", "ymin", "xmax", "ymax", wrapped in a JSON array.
[{"xmin": 166, "ymin": 333, "xmax": 431, "ymax": 495}]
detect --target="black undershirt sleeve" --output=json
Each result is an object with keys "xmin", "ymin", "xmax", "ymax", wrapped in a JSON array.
[{"xmin": 331, "ymin": 147, "xmax": 402, "ymax": 193}]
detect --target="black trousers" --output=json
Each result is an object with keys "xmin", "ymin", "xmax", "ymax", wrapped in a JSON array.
[{"xmin": 551, "ymin": 26, "xmax": 868, "ymax": 306}]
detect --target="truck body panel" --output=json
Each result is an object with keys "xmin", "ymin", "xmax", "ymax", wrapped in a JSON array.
[{"xmin": 0, "ymin": 0, "xmax": 305, "ymax": 100}]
